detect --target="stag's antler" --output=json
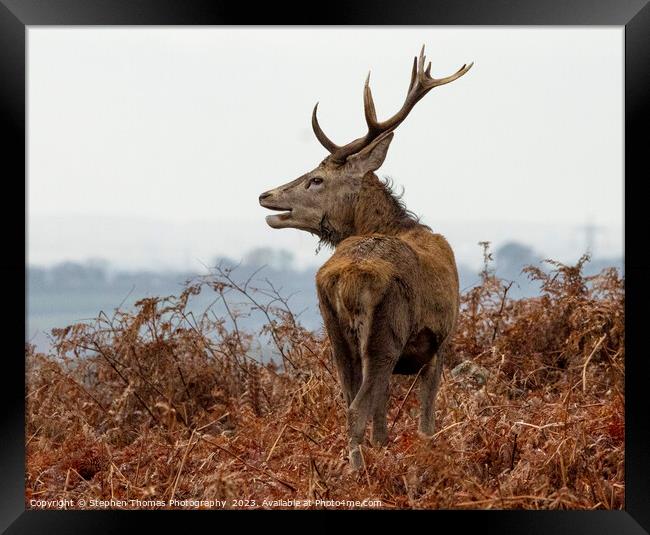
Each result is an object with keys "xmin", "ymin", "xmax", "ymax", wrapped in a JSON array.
[{"xmin": 312, "ymin": 45, "xmax": 473, "ymax": 163}]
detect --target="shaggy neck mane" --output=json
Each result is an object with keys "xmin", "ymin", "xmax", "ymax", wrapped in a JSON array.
[
  {"xmin": 353, "ymin": 174, "xmax": 423, "ymax": 236},
  {"xmin": 318, "ymin": 174, "xmax": 425, "ymax": 249}
]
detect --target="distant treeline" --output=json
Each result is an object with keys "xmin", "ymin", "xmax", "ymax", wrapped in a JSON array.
[
  {"xmin": 27, "ymin": 243, "xmax": 622, "ymax": 352},
  {"xmin": 28, "ymin": 242, "xmax": 622, "ymax": 298}
]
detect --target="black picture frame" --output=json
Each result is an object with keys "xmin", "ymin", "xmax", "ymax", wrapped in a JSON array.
[{"xmin": 2, "ymin": 1, "xmax": 648, "ymax": 533}]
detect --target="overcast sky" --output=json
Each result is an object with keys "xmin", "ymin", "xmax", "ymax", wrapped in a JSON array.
[{"xmin": 28, "ymin": 27, "xmax": 623, "ymax": 270}]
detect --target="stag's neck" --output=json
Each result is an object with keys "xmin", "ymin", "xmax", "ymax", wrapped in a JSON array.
[
  {"xmin": 318, "ymin": 175, "xmax": 422, "ymax": 248},
  {"xmin": 351, "ymin": 175, "xmax": 417, "ymax": 235},
  {"xmin": 337, "ymin": 175, "xmax": 416, "ymax": 239}
]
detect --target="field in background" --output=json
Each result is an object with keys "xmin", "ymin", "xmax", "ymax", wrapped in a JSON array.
[{"xmin": 25, "ymin": 253, "xmax": 624, "ymax": 510}]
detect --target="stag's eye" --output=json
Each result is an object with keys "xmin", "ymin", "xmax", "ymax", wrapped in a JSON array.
[{"xmin": 307, "ymin": 177, "xmax": 324, "ymax": 188}]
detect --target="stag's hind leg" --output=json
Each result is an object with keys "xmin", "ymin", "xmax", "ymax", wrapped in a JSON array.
[
  {"xmin": 371, "ymin": 381, "xmax": 390, "ymax": 447},
  {"xmin": 348, "ymin": 360, "xmax": 394, "ymax": 469},
  {"xmin": 418, "ymin": 348, "xmax": 444, "ymax": 437},
  {"xmin": 318, "ymin": 294, "xmax": 361, "ymax": 407},
  {"xmin": 347, "ymin": 284, "xmax": 410, "ymax": 469}
]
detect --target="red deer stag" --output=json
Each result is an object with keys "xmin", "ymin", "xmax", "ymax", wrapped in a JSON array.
[{"xmin": 259, "ymin": 46, "xmax": 472, "ymax": 469}]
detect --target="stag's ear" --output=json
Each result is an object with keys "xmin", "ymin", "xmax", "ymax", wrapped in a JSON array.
[{"xmin": 343, "ymin": 132, "xmax": 394, "ymax": 174}]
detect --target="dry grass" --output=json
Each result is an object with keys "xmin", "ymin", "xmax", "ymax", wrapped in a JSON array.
[{"xmin": 25, "ymin": 251, "xmax": 624, "ymax": 509}]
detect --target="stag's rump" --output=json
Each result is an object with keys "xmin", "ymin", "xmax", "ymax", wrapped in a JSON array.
[
  {"xmin": 315, "ymin": 235, "xmax": 420, "ymax": 357},
  {"xmin": 316, "ymin": 234, "xmax": 420, "ymax": 315}
]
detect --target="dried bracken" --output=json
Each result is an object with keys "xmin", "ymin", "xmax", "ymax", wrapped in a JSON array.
[{"xmin": 26, "ymin": 255, "xmax": 624, "ymax": 510}]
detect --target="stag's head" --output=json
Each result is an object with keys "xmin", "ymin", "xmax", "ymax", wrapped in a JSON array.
[{"xmin": 259, "ymin": 46, "xmax": 472, "ymax": 240}]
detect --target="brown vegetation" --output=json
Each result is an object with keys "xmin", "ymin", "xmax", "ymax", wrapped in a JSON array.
[{"xmin": 25, "ymin": 251, "xmax": 624, "ymax": 509}]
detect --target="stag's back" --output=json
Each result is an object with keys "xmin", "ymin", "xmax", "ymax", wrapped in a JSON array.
[{"xmin": 400, "ymin": 227, "xmax": 459, "ymax": 338}]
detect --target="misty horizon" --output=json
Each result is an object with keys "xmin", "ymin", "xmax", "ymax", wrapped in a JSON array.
[
  {"xmin": 28, "ymin": 212, "xmax": 622, "ymax": 273},
  {"xmin": 28, "ymin": 27, "xmax": 623, "ymax": 275}
]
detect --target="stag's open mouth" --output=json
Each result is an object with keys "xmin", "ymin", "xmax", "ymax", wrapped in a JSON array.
[{"xmin": 263, "ymin": 206, "xmax": 293, "ymax": 227}]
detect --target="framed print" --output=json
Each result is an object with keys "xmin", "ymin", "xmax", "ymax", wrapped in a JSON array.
[{"xmin": 2, "ymin": 0, "xmax": 649, "ymax": 533}]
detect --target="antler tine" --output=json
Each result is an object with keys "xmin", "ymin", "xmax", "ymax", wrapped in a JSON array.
[
  {"xmin": 407, "ymin": 55, "xmax": 418, "ymax": 95},
  {"xmin": 425, "ymin": 61, "xmax": 474, "ymax": 88},
  {"xmin": 422, "ymin": 62, "xmax": 474, "ymax": 92},
  {"xmin": 363, "ymin": 72, "xmax": 380, "ymax": 132},
  {"xmin": 312, "ymin": 102, "xmax": 340, "ymax": 154},
  {"xmin": 417, "ymin": 44, "xmax": 426, "ymax": 77}
]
